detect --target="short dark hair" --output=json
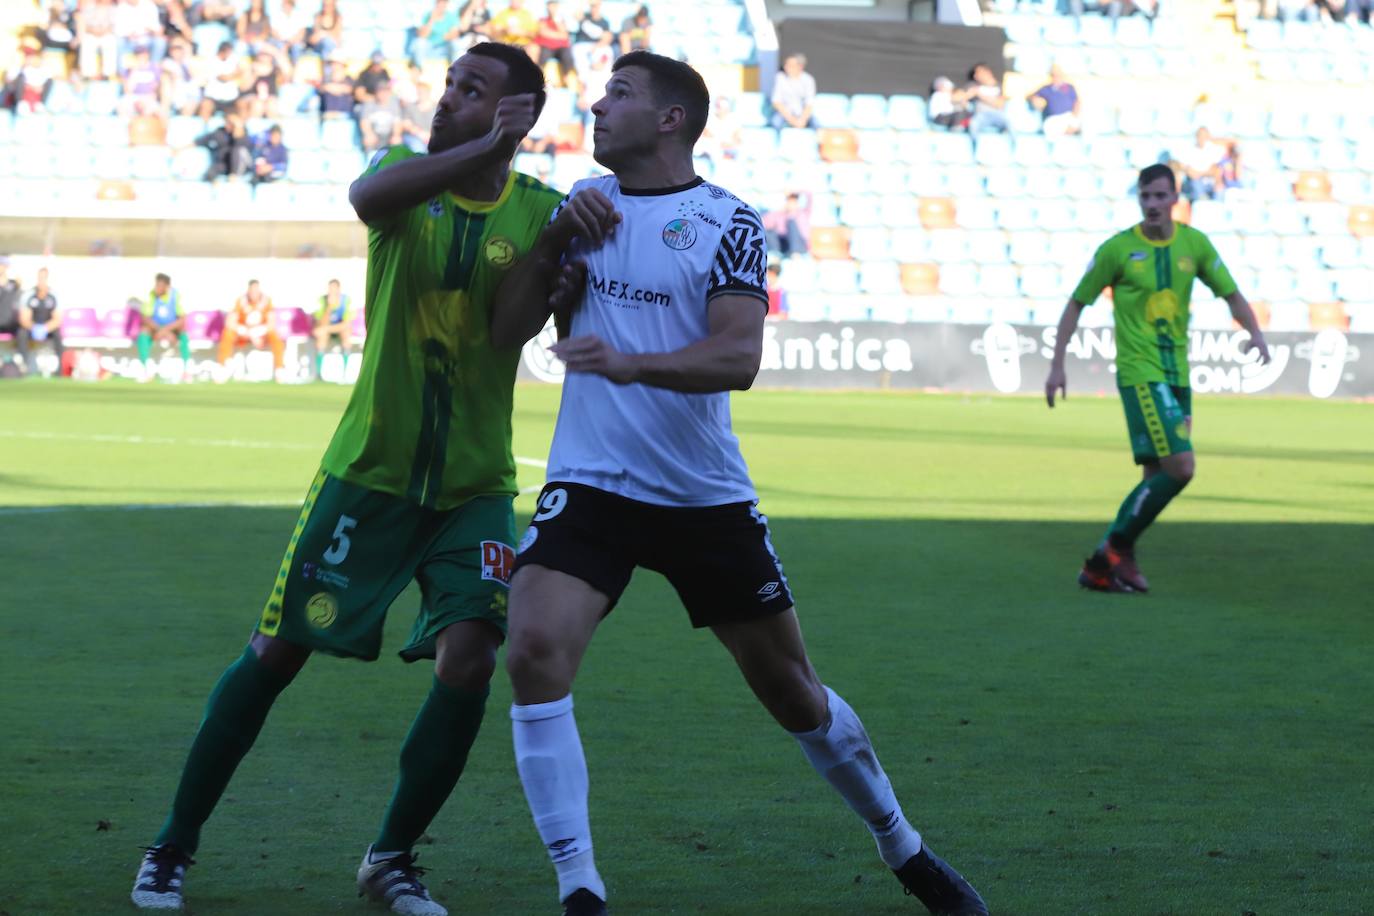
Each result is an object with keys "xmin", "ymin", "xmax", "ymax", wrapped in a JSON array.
[
  {"xmin": 612, "ymin": 50, "xmax": 710, "ymax": 146},
  {"xmin": 467, "ymin": 41, "xmax": 547, "ymax": 121},
  {"xmin": 1138, "ymin": 163, "xmax": 1176, "ymax": 190},
  {"xmin": 328, "ymin": 278, "xmax": 341, "ymax": 286},
  {"xmin": 967, "ymin": 62, "xmax": 992, "ymax": 81},
  {"xmin": 155, "ymin": 272, "xmax": 171, "ymax": 284}
]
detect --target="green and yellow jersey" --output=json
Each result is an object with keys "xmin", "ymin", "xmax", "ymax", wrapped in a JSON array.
[
  {"xmin": 1072, "ymin": 223, "xmax": 1238, "ymax": 388},
  {"xmin": 320, "ymin": 146, "xmax": 563, "ymax": 510}
]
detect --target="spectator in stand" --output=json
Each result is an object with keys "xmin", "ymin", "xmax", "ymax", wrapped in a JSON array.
[
  {"xmin": 160, "ymin": 39, "xmax": 201, "ymax": 115},
  {"xmin": 311, "ymin": 278, "xmax": 354, "ymax": 375},
  {"xmin": 359, "ymin": 80, "xmax": 403, "ymax": 153},
  {"xmin": 1178, "ymin": 126, "xmax": 1229, "ymax": 202},
  {"xmin": 159, "ymin": 0, "xmax": 193, "ymax": 45},
  {"xmin": 120, "ymin": 46, "xmax": 162, "ymax": 115},
  {"xmin": 274, "ymin": 0, "xmax": 313, "ymax": 63},
  {"xmin": 218, "ymin": 279, "xmax": 284, "ymax": 378},
  {"xmin": 77, "ymin": 0, "xmax": 119, "ymax": 81},
  {"xmin": 520, "ymin": 97, "xmax": 560, "ymax": 159},
  {"xmin": 766, "ymin": 256, "xmax": 789, "ymax": 319},
  {"xmin": 576, "ymin": 42, "xmax": 614, "ymax": 142},
  {"xmin": 317, "ymin": 57, "xmax": 354, "ymax": 118},
  {"xmin": 409, "ymin": 0, "xmax": 462, "ymax": 66},
  {"xmin": 456, "ymin": 0, "xmax": 493, "ymax": 54},
  {"xmin": 7, "ymin": 45, "xmax": 55, "ymax": 114},
  {"xmin": 401, "ymin": 79, "xmax": 437, "ymax": 152},
  {"xmin": 490, "ymin": 0, "xmax": 539, "ymax": 56},
  {"xmin": 572, "ymin": 0, "xmax": 614, "ymax": 73},
  {"xmin": 138, "ymin": 272, "xmax": 192, "ymax": 378},
  {"xmin": 243, "ymin": 49, "xmax": 281, "ymax": 118},
  {"xmin": 114, "ymin": 0, "xmax": 166, "ymax": 71},
  {"xmin": 763, "ymin": 191, "xmax": 812, "ymax": 259},
  {"xmin": 966, "ymin": 62, "xmax": 1010, "ymax": 134},
  {"xmin": 236, "ymin": 0, "xmax": 272, "ymax": 55},
  {"xmin": 770, "ymin": 52, "xmax": 816, "ymax": 130},
  {"xmin": 619, "ymin": 4, "xmax": 652, "ymax": 54},
  {"xmin": 927, "ymin": 76, "xmax": 970, "ymax": 131},
  {"xmin": 0, "ymin": 258, "xmax": 21, "ymax": 343},
  {"xmin": 194, "ymin": 111, "xmax": 253, "ymax": 180},
  {"xmin": 38, "ymin": 0, "xmax": 78, "ymax": 56},
  {"xmin": 1029, "ymin": 63, "xmax": 1080, "ymax": 137},
  {"xmin": 198, "ymin": 40, "xmax": 244, "ymax": 117},
  {"xmin": 535, "ymin": 0, "xmax": 576, "ymax": 88},
  {"xmin": 307, "ymin": 0, "xmax": 344, "ymax": 59},
  {"xmin": 698, "ymin": 95, "xmax": 742, "ymax": 163},
  {"xmin": 1217, "ymin": 142, "xmax": 1243, "ymax": 194},
  {"xmin": 188, "ymin": 0, "xmax": 238, "ymax": 28},
  {"xmin": 353, "ymin": 51, "xmax": 390, "ymax": 105},
  {"xmin": 251, "ymin": 124, "xmax": 288, "ymax": 183},
  {"xmin": 18, "ymin": 268, "xmax": 62, "ymax": 377}
]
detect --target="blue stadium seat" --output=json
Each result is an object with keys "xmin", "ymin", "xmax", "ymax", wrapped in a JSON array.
[
  {"xmin": 938, "ymin": 264, "xmax": 979, "ymax": 298},
  {"xmin": 849, "ymin": 227, "xmax": 892, "ymax": 261},
  {"xmin": 1281, "ymin": 22, "xmax": 1321, "ymax": 51},
  {"xmin": 739, "ymin": 127, "xmax": 777, "ymax": 160},
  {"xmin": 1002, "ymin": 15, "xmax": 1042, "ymax": 46},
  {"xmin": 1121, "ymin": 49, "xmax": 1162, "ymax": 79},
  {"xmin": 812, "ymin": 93, "xmax": 850, "ymax": 129},
  {"xmin": 84, "ymin": 80, "xmax": 120, "ymax": 116},
  {"xmin": 1038, "ymin": 200, "xmax": 1076, "ymax": 233},
  {"xmin": 1012, "ymin": 47, "xmax": 1051, "ymax": 78},
  {"xmin": 886, "ymin": 95, "xmax": 926, "ymax": 131},
  {"xmin": 869, "ymin": 164, "xmax": 913, "ymax": 194},
  {"xmin": 1296, "ymin": 273, "xmax": 1335, "ymax": 303},
  {"xmin": 839, "ymin": 193, "xmax": 883, "ymax": 228},
  {"xmin": 1266, "ymin": 301, "xmax": 1310, "ymax": 332},
  {"xmin": 1242, "ymin": 143, "xmax": 1280, "ymax": 173},
  {"xmin": 1085, "ymin": 137, "xmax": 1127, "ymax": 168},
  {"xmin": 321, "ymin": 118, "xmax": 359, "ymax": 152},
  {"xmin": 944, "ymin": 166, "xmax": 984, "ymax": 197},
  {"xmin": 978, "ymin": 265, "xmax": 1021, "ymax": 298},
  {"xmin": 1008, "ymin": 231, "xmax": 1050, "ymax": 266},
  {"xmin": 1330, "ymin": 172, "xmax": 1371, "ymax": 204},
  {"xmin": 1062, "ymin": 170, "xmax": 1100, "ymax": 200},
  {"xmin": 827, "ymin": 162, "xmax": 868, "ymax": 194},
  {"xmin": 13, "ymin": 113, "xmax": 51, "ymax": 147},
  {"xmin": 288, "ymin": 150, "xmax": 331, "ymax": 183},
  {"xmin": 880, "ymin": 193, "xmax": 922, "ymax": 228},
  {"xmin": 1077, "ymin": 15, "xmax": 1114, "ymax": 48},
  {"xmin": 48, "ymin": 116, "xmax": 89, "ymax": 148},
  {"xmin": 1243, "ymin": 234, "xmax": 1282, "ymax": 267},
  {"xmin": 1277, "ymin": 139, "xmax": 1320, "ymax": 171},
  {"xmin": 170, "ymin": 147, "xmax": 210, "ymax": 180},
  {"xmin": 15, "ymin": 145, "xmax": 56, "ymax": 179},
  {"xmin": 927, "ymin": 231, "xmax": 969, "ymax": 264},
  {"xmin": 1317, "ymin": 141, "xmax": 1354, "ymax": 172},
  {"xmin": 1116, "ymin": 16, "xmax": 1151, "ymax": 47},
  {"xmin": 53, "ymin": 147, "xmax": 94, "ymax": 180},
  {"xmin": 985, "ymin": 169, "xmax": 1027, "ymax": 199},
  {"xmin": 1153, "ymin": 106, "xmax": 1195, "ymax": 138},
  {"xmin": 859, "ymin": 261, "xmax": 902, "ymax": 295},
  {"xmin": 327, "ymin": 149, "xmax": 367, "ymax": 176},
  {"xmin": 1018, "ymin": 264, "xmax": 1062, "ymax": 298},
  {"xmin": 1335, "ymin": 269, "xmax": 1374, "ymax": 302},
  {"xmin": 889, "ymin": 228, "xmax": 929, "ymax": 261},
  {"xmin": 848, "ymin": 95, "xmax": 888, "ymax": 131},
  {"xmin": 1076, "ymin": 105, "xmax": 1116, "ymax": 138},
  {"xmin": 134, "ymin": 180, "xmax": 177, "ymax": 208},
  {"xmin": 1042, "ymin": 16, "xmax": 1081, "ymax": 46},
  {"xmin": 1258, "ymin": 54, "xmax": 1298, "ymax": 83},
  {"xmin": 968, "ymin": 230, "xmax": 1009, "ymax": 265},
  {"xmin": 907, "ymin": 168, "xmax": 949, "ymax": 196},
  {"xmin": 736, "ymin": 92, "xmax": 768, "ymax": 129},
  {"xmin": 930, "ymin": 133, "xmax": 972, "ymax": 165},
  {"xmin": 816, "ymin": 261, "xmax": 859, "ymax": 295},
  {"xmin": 1116, "ymin": 106, "xmax": 1156, "ymax": 137},
  {"xmin": 1246, "ymin": 19, "xmax": 1283, "ymax": 51},
  {"xmin": 777, "ymin": 128, "xmax": 818, "ymax": 162},
  {"xmin": 997, "ymin": 199, "xmax": 1038, "ymax": 231},
  {"xmin": 1085, "ymin": 49, "xmax": 1127, "ymax": 79},
  {"xmin": 1255, "ymin": 269, "xmax": 1297, "ymax": 302},
  {"xmin": 857, "ymin": 130, "xmax": 905, "ymax": 165},
  {"xmin": 1074, "ymin": 199, "xmax": 1114, "ymax": 232},
  {"xmin": 191, "ymin": 21, "xmax": 232, "ymax": 54},
  {"xmin": 130, "ymin": 148, "xmax": 171, "ymax": 181},
  {"xmin": 1023, "ymin": 167, "xmax": 1064, "ymax": 200},
  {"xmin": 955, "ymin": 198, "xmax": 999, "ymax": 230},
  {"xmin": 1228, "ymin": 108, "xmax": 1269, "ymax": 140},
  {"xmin": 1189, "ymin": 201, "xmax": 1230, "ymax": 234},
  {"xmin": 281, "ymin": 118, "xmax": 321, "ymax": 152},
  {"xmin": 1124, "ymin": 139, "xmax": 1169, "ymax": 169},
  {"xmin": 279, "ymin": 80, "xmax": 317, "ymax": 116},
  {"xmin": 973, "ymin": 133, "xmax": 1013, "ymax": 167},
  {"xmin": 1268, "ymin": 109, "xmax": 1306, "ymax": 140}
]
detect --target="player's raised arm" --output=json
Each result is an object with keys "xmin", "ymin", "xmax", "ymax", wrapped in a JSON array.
[
  {"xmin": 490, "ymin": 188, "xmax": 620, "ymax": 348},
  {"xmin": 348, "ymin": 92, "xmax": 538, "ymax": 226},
  {"xmin": 1045, "ymin": 298, "xmax": 1086, "ymax": 408},
  {"xmin": 552, "ymin": 293, "xmax": 765, "ymax": 393}
]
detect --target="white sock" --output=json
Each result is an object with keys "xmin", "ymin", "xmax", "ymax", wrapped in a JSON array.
[
  {"xmin": 791, "ymin": 686, "xmax": 924, "ymax": 869},
  {"xmin": 512, "ymin": 695, "xmax": 606, "ymax": 903}
]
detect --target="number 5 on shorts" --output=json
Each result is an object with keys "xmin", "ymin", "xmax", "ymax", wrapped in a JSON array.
[{"xmin": 324, "ymin": 514, "xmax": 358, "ymax": 564}]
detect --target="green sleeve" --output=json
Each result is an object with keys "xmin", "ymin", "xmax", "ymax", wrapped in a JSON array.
[
  {"xmin": 1070, "ymin": 239, "xmax": 1120, "ymax": 306},
  {"xmin": 1194, "ymin": 230, "xmax": 1239, "ymax": 299},
  {"xmin": 360, "ymin": 146, "xmax": 421, "ymax": 235}
]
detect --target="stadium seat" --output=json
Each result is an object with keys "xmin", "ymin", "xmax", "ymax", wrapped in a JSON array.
[
  {"xmin": 886, "ymin": 95, "xmax": 926, "ymax": 131},
  {"xmin": 917, "ymin": 197, "xmax": 956, "ymax": 230},
  {"xmin": 996, "ymin": 199, "xmax": 1037, "ymax": 231},
  {"xmin": 857, "ymin": 130, "xmax": 904, "ymax": 165},
  {"xmin": 1335, "ymin": 268, "xmax": 1374, "ymax": 300},
  {"xmin": 930, "ymin": 133, "xmax": 972, "ymax": 165},
  {"xmin": 1008, "ymin": 231, "xmax": 1050, "ymax": 266},
  {"xmin": 926, "ymin": 231, "xmax": 969, "ymax": 264},
  {"xmin": 985, "ymin": 169, "xmax": 1026, "ymax": 199},
  {"xmin": 847, "ymin": 94, "xmax": 888, "ymax": 131},
  {"xmin": 1320, "ymin": 235, "xmax": 1362, "ymax": 268},
  {"xmin": 819, "ymin": 129, "xmax": 861, "ymax": 163},
  {"xmin": 816, "ymin": 260, "xmax": 859, "ymax": 295},
  {"xmin": 321, "ymin": 119, "xmax": 359, "ymax": 152},
  {"xmin": 812, "ymin": 93, "xmax": 850, "ymax": 129},
  {"xmin": 735, "ymin": 92, "xmax": 768, "ymax": 129},
  {"xmin": 282, "ymin": 118, "xmax": 322, "ymax": 152},
  {"xmin": 827, "ymin": 162, "xmax": 868, "ymax": 194},
  {"xmin": 99, "ymin": 308, "xmax": 139, "ymax": 341},
  {"xmin": 858, "ymin": 261, "xmax": 902, "ymax": 295},
  {"xmin": 1018, "ymin": 263, "xmax": 1062, "ymax": 299},
  {"xmin": 1348, "ymin": 205, "xmax": 1374, "ymax": 237},
  {"xmin": 889, "ymin": 228, "xmax": 929, "ymax": 261},
  {"xmin": 967, "ymin": 229, "xmax": 1009, "ymax": 265},
  {"xmin": 898, "ymin": 263, "xmax": 940, "ymax": 296},
  {"xmin": 937, "ymin": 263, "xmax": 979, "ymax": 298},
  {"xmin": 849, "ymin": 226, "xmax": 891, "ymax": 262},
  {"xmin": 1116, "ymin": 106, "xmax": 1156, "ymax": 137},
  {"xmin": 954, "ymin": 198, "xmax": 998, "ymax": 231},
  {"xmin": 839, "ymin": 193, "xmax": 884, "ymax": 228},
  {"xmin": 977, "ymin": 265, "xmax": 1019, "ymax": 298},
  {"xmin": 880, "ymin": 194, "xmax": 923, "ymax": 228},
  {"xmin": 973, "ymin": 134, "xmax": 1013, "ymax": 168},
  {"xmin": 61, "ymin": 307, "xmax": 100, "ymax": 341},
  {"xmin": 1193, "ymin": 203, "xmax": 1234, "ymax": 236},
  {"xmin": 1294, "ymin": 171, "xmax": 1333, "ymax": 202},
  {"xmin": 809, "ymin": 226, "xmax": 852, "ymax": 260},
  {"xmin": 944, "ymin": 167, "xmax": 984, "ymax": 198},
  {"xmin": 1024, "ymin": 167, "xmax": 1064, "ymax": 200}
]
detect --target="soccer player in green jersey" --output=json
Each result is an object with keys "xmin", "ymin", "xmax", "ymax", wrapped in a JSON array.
[
  {"xmin": 1045, "ymin": 162, "xmax": 1271, "ymax": 593},
  {"xmin": 132, "ymin": 43, "xmax": 566, "ymax": 915}
]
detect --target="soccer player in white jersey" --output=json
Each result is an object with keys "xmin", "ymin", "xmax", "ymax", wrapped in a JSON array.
[{"xmin": 491, "ymin": 51, "xmax": 989, "ymax": 916}]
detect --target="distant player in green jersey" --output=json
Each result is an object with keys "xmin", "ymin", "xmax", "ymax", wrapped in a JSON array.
[
  {"xmin": 132, "ymin": 43, "xmax": 566, "ymax": 915},
  {"xmin": 1045, "ymin": 162, "xmax": 1271, "ymax": 593}
]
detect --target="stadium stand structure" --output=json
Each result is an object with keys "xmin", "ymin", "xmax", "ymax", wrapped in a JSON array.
[{"xmin": 2, "ymin": 0, "xmax": 1372, "ymax": 362}]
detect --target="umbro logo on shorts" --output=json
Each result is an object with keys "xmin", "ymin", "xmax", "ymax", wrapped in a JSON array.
[{"xmin": 757, "ymin": 581, "xmax": 782, "ymax": 602}]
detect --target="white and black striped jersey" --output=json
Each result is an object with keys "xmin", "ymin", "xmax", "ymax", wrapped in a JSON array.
[{"xmin": 544, "ymin": 174, "xmax": 769, "ymax": 507}]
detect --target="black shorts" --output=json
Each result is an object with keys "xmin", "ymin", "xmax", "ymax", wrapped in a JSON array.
[{"xmin": 513, "ymin": 482, "xmax": 794, "ymax": 628}]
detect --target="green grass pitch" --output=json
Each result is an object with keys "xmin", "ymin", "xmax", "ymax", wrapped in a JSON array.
[{"xmin": 2, "ymin": 381, "xmax": 1372, "ymax": 915}]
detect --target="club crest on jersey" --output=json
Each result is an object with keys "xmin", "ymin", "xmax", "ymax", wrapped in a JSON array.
[
  {"xmin": 480, "ymin": 540, "xmax": 516, "ymax": 585},
  {"xmin": 427, "ymin": 197, "xmax": 444, "ymax": 217},
  {"xmin": 1177, "ymin": 256, "xmax": 1195, "ymax": 274},
  {"xmin": 306, "ymin": 592, "xmax": 338, "ymax": 629},
  {"xmin": 484, "ymin": 236, "xmax": 516, "ymax": 267},
  {"xmin": 662, "ymin": 218, "xmax": 697, "ymax": 250}
]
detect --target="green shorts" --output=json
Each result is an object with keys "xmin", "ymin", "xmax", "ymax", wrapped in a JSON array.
[
  {"xmin": 256, "ymin": 470, "xmax": 515, "ymax": 661},
  {"xmin": 1120, "ymin": 382, "xmax": 1193, "ymax": 465}
]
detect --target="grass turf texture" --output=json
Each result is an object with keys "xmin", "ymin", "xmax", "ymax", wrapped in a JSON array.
[{"xmin": 2, "ymin": 381, "xmax": 1372, "ymax": 916}]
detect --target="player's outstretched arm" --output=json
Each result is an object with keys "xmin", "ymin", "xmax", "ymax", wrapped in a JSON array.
[
  {"xmin": 348, "ymin": 94, "xmax": 539, "ymax": 226},
  {"xmin": 1224, "ymin": 291, "xmax": 1271, "ymax": 364},
  {"xmin": 550, "ymin": 294, "xmax": 764, "ymax": 393},
  {"xmin": 490, "ymin": 189, "xmax": 620, "ymax": 348},
  {"xmin": 1045, "ymin": 298, "xmax": 1085, "ymax": 408}
]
